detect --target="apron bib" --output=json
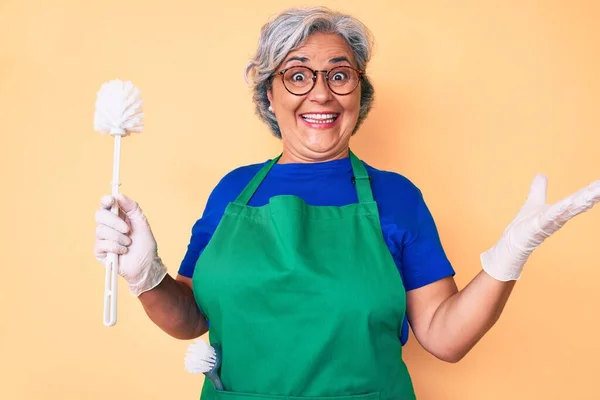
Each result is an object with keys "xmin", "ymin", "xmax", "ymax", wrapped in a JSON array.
[{"xmin": 192, "ymin": 151, "xmax": 416, "ymax": 400}]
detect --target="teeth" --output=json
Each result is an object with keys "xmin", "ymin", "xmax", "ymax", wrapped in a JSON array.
[
  {"xmin": 302, "ymin": 113, "xmax": 338, "ymax": 120},
  {"xmin": 304, "ymin": 118, "xmax": 335, "ymax": 124},
  {"xmin": 301, "ymin": 113, "xmax": 339, "ymax": 124}
]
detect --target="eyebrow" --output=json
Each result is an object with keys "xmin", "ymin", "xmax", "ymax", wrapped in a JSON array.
[
  {"xmin": 329, "ymin": 56, "xmax": 352, "ymax": 64},
  {"xmin": 283, "ymin": 56, "xmax": 353, "ymax": 66},
  {"xmin": 284, "ymin": 56, "xmax": 309, "ymax": 65}
]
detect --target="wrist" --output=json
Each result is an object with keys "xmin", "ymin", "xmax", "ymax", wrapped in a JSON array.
[
  {"xmin": 128, "ymin": 255, "xmax": 168, "ymax": 297},
  {"xmin": 480, "ymin": 242, "xmax": 528, "ymax": 282}
]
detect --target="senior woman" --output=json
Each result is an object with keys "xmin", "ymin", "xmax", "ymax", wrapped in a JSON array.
[{"xmin": 93, "ymin": 6, "xmax": 600, "ymax": 400}]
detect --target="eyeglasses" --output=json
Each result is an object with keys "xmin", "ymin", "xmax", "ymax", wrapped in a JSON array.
[{"xmin": 276, "ymin": 66, "xmax": 364, "ymax": 96}]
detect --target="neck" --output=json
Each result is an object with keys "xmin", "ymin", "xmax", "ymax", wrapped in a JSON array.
[{"xmin": 278, "ymin": 146, "xmax": 350, "ymax": 164}]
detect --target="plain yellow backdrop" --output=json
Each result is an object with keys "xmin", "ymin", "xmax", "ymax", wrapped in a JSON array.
[{"xmin": 1, "ymin": 0, "xmax": 599, "ymax": 399}]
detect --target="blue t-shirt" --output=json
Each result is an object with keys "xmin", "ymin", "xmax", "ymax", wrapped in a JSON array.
[{"xmin": 178, "ymin": 155, "xmax": 455, "ymax": 345}]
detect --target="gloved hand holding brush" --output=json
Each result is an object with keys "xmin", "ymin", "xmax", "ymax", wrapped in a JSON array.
[{"xmin": 94, "ymin": 194, "xmax": 167, "ymax": 296}]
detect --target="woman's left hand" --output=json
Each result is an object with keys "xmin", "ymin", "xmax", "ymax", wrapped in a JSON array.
[{"xmin": 480, "ymin": 174, "xmax": 600, "ymax": 281}]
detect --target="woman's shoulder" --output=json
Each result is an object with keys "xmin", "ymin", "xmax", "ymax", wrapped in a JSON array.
[
  {"xmin": 362, "ymin": 161, "xmax": 423, "ymax": 201},
  {"xmin": 219, "ymin": 160, "xmax": 268, "ymax": 185},
  {"xmin": 204, "ymin": 160, "xmax": 270, "ymax": 205}
]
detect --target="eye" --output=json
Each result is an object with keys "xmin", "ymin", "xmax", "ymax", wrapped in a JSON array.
[
  {"xmin": 331, "ymin": 71, "xmax": 348, "ymax": 81},
  {"xmin": 291, "ymin": 73, "xmax": 306, "ymax": 82},
  {"xmin": 283, "ymin": 67, "xmax": 313, "ymax": 87}
]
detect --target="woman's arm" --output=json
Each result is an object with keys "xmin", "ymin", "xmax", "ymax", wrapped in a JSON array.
[
  {"xmin": 407, "ymin": 175, "xmax": 599, "ymax": 362},
  {"xmin": 94, "ymin": 194, "xmax": 208, "ymax": 339},
  {"xmin": 406, "ymin": 274, "xmax": 515, "ymax": 363},
  {"xmin": 138, "ymin": 274, "xmax": 208, "ymax": 340}
]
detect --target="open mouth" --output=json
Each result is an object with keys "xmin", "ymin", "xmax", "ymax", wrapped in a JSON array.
[{"xmin": 300, "ymin": 113, "xmax": 340, "ymax": 124}]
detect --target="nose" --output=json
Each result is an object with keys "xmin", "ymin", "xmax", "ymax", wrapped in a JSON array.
[{"xmin": 308, "ymin": 71, "xmax": 333, "ymax": 103}]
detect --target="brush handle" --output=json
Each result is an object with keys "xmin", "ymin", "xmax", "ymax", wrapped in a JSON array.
[
  {"xmin": 103, "ymin": 135, "xmax": 122, "ymax": 327},
  {"xmin": 206, "ymin": 372, "xmax": 224, "ymax": 391},
  {"xmin": 207, "ymin": 343, "xmax": 225, "ymax": 390}
]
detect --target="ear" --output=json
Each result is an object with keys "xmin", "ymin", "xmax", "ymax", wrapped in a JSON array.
[{"xmin": 267, "ymin": 90, "xmax": 274, "ymax": 112}]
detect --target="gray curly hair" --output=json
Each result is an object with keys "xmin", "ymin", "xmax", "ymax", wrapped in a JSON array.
[{"xmin": 244, "ymin": 7, "xmax": 375, "ymax": 138}]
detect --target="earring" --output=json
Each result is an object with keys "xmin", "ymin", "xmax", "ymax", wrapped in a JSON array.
[{"xmin": 268, "ymin": 105, "xmax": 273, "ymax": 112}]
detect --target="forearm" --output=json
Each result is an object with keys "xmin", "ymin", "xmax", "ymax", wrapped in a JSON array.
[
  {"xmin": 138, "ymin": 274, "xmax": 208, "ymax": 340},
  {"xmin": 427, "ymin": 270, "xmax": 516, "ymax": 362}
]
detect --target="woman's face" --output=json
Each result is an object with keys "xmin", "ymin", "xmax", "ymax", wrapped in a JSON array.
[{"xmin": 267, "ymin": 32, "xmax": 362, "ymax": 163}]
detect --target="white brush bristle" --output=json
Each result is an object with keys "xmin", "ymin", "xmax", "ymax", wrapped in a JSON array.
[
  {"xmin": 184, "ymin": 338, "xmax": 217, "ymax": 374},
  {"xmin": 94, "ymin": 79, "xmax": 144, "ymax": 136}
]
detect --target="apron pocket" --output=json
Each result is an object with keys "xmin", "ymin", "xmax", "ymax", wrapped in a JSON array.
[{"xmin": 216, "ymin": 391, "xmax": 380, "ymax": 400}]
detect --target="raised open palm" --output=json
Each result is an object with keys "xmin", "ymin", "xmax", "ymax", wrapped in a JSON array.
[{"xmin": 481, "ymin": 174, "xmax": 600, "ymax": 281}]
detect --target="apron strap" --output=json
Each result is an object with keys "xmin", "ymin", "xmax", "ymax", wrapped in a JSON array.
[
  {"xmin": 234, "ymin": 150, "xmax": 374, "ymax": 205},
  {"xmin": 234, "ymin": 154, "xmax": 281, "ymax": 205},
  {"xmin": 349, "ymin": 150, "xmax": 374, "ymax": 203}
]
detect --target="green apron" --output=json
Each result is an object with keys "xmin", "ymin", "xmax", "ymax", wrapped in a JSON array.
[{"xmin": 192, "ymin": 151, "xmax": 416, "ymax": 400}]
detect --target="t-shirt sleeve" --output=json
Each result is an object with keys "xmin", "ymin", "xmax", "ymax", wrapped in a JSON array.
[
  {"xmin": 177, "ymin": 164, "xmax": 262, "ymax": 278},
  {"xmin": 397, "ymin": 190, "xmax": 455, "ymax": 291},
  {"xmin": 177, "ymin": 179, "xmax": 235, "ymax": 278},
  {"xmin": 177, "ymin": 211, "xmax": 217, "ymax": 278}
]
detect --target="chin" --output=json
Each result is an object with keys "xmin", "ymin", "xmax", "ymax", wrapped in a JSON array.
[
  {"xmin": 299, "ymin": 138, "xmax": 349, "ymax": 161},
  {"xmin": 302, "ymin": 135, "xmax": 342, "ymax": 152}
]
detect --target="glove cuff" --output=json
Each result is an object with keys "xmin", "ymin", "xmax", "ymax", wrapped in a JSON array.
[
  {"xmin": 128, "ymin": 256, "xmax": 168, "ymax": 297},
  {"xmin": 480, "ymin": 246, "xmax": 524, "ymax": 282}
]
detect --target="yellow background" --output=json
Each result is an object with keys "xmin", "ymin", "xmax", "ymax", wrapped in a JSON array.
[{"xmin": 1, "ymin": 0, "xmax": 598, "ymax": 399}]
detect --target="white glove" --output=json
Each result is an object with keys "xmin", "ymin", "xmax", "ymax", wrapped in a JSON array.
[
  {"xmin": 94, "ymin": 194, "xmax": 168, "ymax": 296},
  {"xmin": 481, "ymin": 174, "xmax": 600, "ymax": 281}
]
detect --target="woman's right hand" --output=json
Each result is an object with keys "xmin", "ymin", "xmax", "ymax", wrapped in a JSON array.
[{"xmin": 94, "ymin": 194, "xmax": 168, "ymax": 296}]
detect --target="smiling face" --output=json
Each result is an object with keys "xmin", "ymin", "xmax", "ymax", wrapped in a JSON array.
[{"xmin": 267, "ymin": 32, "xmax": 362, "ymax": 163}]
